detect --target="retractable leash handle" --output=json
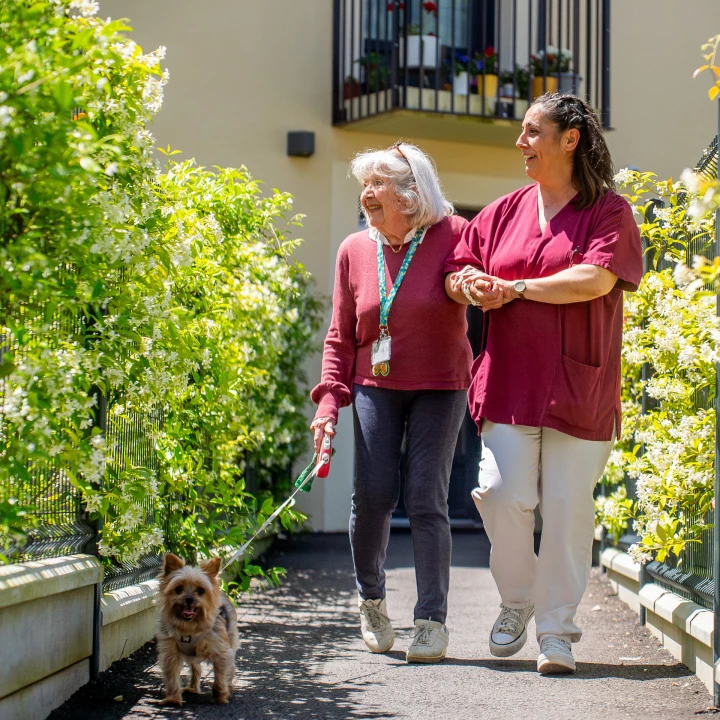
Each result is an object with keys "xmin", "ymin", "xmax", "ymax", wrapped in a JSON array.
[{"xmin": 317, "ymin": 433, "xmax": 332, "ymax": 479}]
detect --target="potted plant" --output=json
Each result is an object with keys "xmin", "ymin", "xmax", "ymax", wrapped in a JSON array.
[
  {"xmin": 474, "ymin": 45, "xmax": 498, "ymax": 97},
  {"xmin": 358, "ymin": 52, "xmax": 390, "ymax": 92},
  {"xmin": 500, "ymin": 65, "xmax": 530, "ymax": 100},
  {"xmin": 448, "ymin": 52, "xmax": 470, "ymax": 95},
  {"xmin": 344, "ymin": 75, "xmax": 360, "ymax": 100},
  {"xmin": 530, "ymin": 45, "xmax": 574, "ymax": 98},
  {"xmin": 398, "ymin": 1, "xmax": 439, "ymax": 68}
]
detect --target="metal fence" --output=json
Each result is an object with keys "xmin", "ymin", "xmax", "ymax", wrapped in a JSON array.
[
  {"xmin": 602, "ymin": 131, "xmax": 720, "ymax": 612},
  {"xmin": 0, "ymin": 298, "xmax": 168, "ymax": 590}
]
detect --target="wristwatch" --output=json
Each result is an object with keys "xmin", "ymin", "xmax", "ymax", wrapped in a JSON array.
[{"xmin": 513, "ymin": 280, "xmax": 526, "ymax": 299}]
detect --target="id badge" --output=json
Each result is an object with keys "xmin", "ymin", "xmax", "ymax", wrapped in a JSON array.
[{"xmin": 371, "ymin": 335, "xmax": 391, "ymax": 365}]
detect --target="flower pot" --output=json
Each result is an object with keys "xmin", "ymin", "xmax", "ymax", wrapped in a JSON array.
[
  {"xmin": 557, "ymin": 72, "xmax": 583, "ymax": 96},
  {"xmin": 453, "ymin": 71, "xmax": 469, "ymax": 96},
  {"xmin": 400, "ymin": 34, "xmax": 439, "ymax": 68},
  {"xmin": 532, "ymin": 75, "xmax": 558, "ymax": 99},
  {"xmin": 477, "ymin": 73, "xmax": 498, "ymax": 97},
  {"xmin": 344, "ymin": 79, "xmax": 360, "ymax": 99}
]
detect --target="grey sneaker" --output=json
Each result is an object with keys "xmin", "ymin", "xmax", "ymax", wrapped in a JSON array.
[
  {"xmin": 358, "ymin": 598, "xmax": 395, "ymax": 653},
  {"xmin": 489, "ymin": 604, "xmax": 535, "ymax": 657},
  {"xmin": 537, "ymin": 635, "xmax": 575, "ymax": 674},
  {"xmin": 406, "ymin": 619, "xmax": 449, "ymax": 663}
]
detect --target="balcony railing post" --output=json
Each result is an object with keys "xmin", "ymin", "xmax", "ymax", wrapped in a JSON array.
[
  {"xmin": 601, "ymin": 0, "xmax": 610, "ymax": 127},
  {"xmin": 390, "ymin": 0, "xmax": 399, "ymax": 109},
  {"xmin": 332, "ymin": 0, "xmax": 342, "ymax": 123},
  {"xmin": 713, "ymin": 97, "xmax": 720, "ymax": 709}
]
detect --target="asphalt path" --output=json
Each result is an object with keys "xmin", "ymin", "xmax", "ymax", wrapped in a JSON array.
[{"xmin": 50, "ymin": 531, "xmax": 715, "ymax": 720}]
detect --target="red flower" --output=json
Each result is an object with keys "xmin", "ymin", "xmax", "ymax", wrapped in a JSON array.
[
  {"xmin": 422, "ymin": 1, "xmax": 437, "ymax": 15},
  {"xmin": 547, "ymin": 53, "xmax": 556, "ymax": 62},
  {"xmin": 388, "ymin": 1, "xmax": 405, "ymax": 8},
  {"xmin": 483, "ymin": 46, "xmax": 495, "ymax": 58}
]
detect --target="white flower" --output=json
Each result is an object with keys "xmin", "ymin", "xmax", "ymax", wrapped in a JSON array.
[
  {"xmin": 68, "ymin": 0, "xmax": 99, "ymax": 18},
  {"xmin": 679, "ymin": 168, "xmax": 702, "ymax": 193},
  {"xmin": 614, "ymin": 167, "xmax": 634, "ymax": 185}
]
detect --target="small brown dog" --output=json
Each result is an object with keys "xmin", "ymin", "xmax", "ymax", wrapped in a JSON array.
[{"xmin": 156, "ymin": 553, "xmax": 239, "ymax": 705}]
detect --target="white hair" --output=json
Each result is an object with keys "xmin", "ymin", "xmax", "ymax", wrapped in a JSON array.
[{"xmin": 349, "ymin": 142, "xmax": 454, "ymax": 228}]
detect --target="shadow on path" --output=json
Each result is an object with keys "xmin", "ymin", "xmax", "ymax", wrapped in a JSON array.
[{"xmin": 49, "ymin": 530, "xmax": 707, "ymax": 720}]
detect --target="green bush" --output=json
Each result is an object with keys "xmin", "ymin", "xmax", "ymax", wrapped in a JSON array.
[
  {"xmin": 0, "ymin": 0, "xmax": 322, "ymax": 571},
  {"xmin": 598, "ymin": 169, "xmax": 717, "ymax": 564}
]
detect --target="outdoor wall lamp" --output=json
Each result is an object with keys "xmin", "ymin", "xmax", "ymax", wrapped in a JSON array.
[{"xmin": 287, "ymin": 131, "xmax": 315, "ymax": 158}]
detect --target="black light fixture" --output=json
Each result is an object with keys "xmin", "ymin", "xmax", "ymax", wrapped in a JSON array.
[{"xmin": 287, "ymin": 131, "xmax": 315, "ymax": 158}]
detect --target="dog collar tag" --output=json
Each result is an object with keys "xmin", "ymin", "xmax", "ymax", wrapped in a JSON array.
[{"xmin": 181, "ymin": 635, "xmax": 191, "ymax": 644}]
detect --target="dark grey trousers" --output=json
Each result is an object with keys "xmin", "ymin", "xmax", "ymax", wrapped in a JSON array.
[{"xmin": 350, "ymin": 385, "xmax": 467, "ymax": 624}]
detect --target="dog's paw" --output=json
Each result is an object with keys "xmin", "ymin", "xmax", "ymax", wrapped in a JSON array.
[
  {"xmin": 182, "ymin": 685, "xmax": 201, "ymax": 695},
  {"xmin": 160, "ymin": 696, "xmax": 183, "ymax": 707},
  {"xmin": 211, "ymin": 692, "xmax": 231, "ymax": 705}
]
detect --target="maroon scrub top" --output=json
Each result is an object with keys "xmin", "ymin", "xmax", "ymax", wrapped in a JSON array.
[{"xmin": 445, "ymin": 184, "xmax": 643, "ymax": 442}]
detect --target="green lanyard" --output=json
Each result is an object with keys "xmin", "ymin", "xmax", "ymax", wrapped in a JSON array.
[{"xmin": 376, "ymin": 228, "xmax": 424, "ymax": 329}]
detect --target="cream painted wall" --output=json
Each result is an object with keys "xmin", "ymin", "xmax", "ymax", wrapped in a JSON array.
[{"xmin": 609, "ymin": 0, "xmax": 720, "ymax": 178}]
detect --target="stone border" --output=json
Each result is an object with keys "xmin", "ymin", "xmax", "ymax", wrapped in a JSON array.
[
  {"xmin": 0, "ymin": 554, "xmax": 102, "ymax": 609},
  {"xmin": 601, "ymin": 546, "xmax": 715, "ymax": 694}
]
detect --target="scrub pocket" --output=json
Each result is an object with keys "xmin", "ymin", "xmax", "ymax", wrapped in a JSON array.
[{"xmin": 545, "ymin": 353, "xmax": 602, "ymax": 431}]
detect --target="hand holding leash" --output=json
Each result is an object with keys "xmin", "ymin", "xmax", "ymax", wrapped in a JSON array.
[{"xmin": 311, "ymin": 416, "xmax": 336, "ymax": 454}]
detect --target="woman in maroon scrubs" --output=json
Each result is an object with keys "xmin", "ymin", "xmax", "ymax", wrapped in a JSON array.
[{"xmin": 444, "ymin": 93, "xmax": 642, "ymax": 674}]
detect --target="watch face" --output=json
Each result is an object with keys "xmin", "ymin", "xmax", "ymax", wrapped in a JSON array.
[{"xmin": 514, "ymin": 280, "xmax": 526, "ymax": 293}]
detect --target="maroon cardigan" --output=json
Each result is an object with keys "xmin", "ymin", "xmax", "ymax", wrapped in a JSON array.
[{"xmin": 312, "ymin": 215, "xmax": 472, "ymax": 422}]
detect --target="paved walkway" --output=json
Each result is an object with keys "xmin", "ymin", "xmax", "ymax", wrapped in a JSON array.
[{"xmin": 51, "ymin": 531, "xmax": 714, "ymax": 720}]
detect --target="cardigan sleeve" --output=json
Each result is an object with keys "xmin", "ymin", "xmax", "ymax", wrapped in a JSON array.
[{"xmin": 310, "ymin": 242, "xmax": 357, "ymax": 423}]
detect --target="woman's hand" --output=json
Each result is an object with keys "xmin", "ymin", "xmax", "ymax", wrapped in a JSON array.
[
  {"xmin": 450, "ymin": 265, "xmax": 492, "ymax": 292},
  {"xmin": 446, "ymin": 267, "xmax": 503, "ymax": 311},
  {"xmin": 310, "ymin": 416, "xmax": 336, "ymax": 454},
  {"xmin": 492, "ymin": 278, "xmax": 522, "ymax": 304}
]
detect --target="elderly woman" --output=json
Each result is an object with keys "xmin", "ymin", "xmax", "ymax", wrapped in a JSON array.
[
  {"xmin": 310, "ymin": 142, "xmax": 471, "ymax": 663},
  {"xmin": 444, "ymin": 94, "xmax": 642, "ymax": 674}
]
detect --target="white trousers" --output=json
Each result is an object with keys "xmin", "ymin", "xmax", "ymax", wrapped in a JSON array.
[{"xmin": 473, "ymin": 422, "xmax": 614, "ymax": 644}]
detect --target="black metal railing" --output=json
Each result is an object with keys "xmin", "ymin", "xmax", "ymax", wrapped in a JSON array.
[
  {"xmin": 333, "ymin": 0, "xmax": 611, "ymax": 128},
  {"xmin": 0, "ymin": 290, "xmax": 169, "ymax": 589}
]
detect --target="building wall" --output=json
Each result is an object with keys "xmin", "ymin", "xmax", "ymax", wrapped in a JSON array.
[
  {"xmin": 101, "ymin": 0, "xmax": 719, "ymax": 530},
  {"xmin": 102, "ymin": 0, "xmax": 528, "ymax": 530},
  {"xmin": 610, "ymin": 0, "xmax": 720, "ymax": 177}
]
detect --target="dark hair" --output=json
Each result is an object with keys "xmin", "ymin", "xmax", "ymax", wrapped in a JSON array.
[{"xmin": 531, "ymin": 92, "xmax": 614, "ymax": 210}]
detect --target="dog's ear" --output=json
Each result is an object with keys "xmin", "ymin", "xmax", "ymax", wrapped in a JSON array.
[
  {"xmin": 201, "ymin": 557, "xmax": 222, "ymax": 579},
  {"xmin": 162, "ymin": 553, "xmax": 185, "ymax": 576}
]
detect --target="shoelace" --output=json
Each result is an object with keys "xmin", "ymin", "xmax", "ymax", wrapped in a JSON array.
[
  {"xmin": 413, "ymin": 622, "xmax": 435, "ymax": 646},
  {"xmin": 361, "ymin": 602, "xmax": 390, "ymax": 631},
  {"xmin": 541, "ymin": 636, "xmax": 570, "ymax": 654},
  {"xmin": 494, "ymin": 606, "xmax": 527, "ymax": 635}
]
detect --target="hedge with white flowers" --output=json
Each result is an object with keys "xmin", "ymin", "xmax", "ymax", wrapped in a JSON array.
[
  {"xmin": 596, "ymin": 169, "xmax": 718, "ymax": 566},
  {"xmin": 0, "ymin": 0, "xmax": 321, "ymax": 573}
]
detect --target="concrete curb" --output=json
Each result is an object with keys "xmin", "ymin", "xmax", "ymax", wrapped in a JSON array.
[{"xmin": 0, "ymin": 554, "xmax": 102, "ymax": 610}]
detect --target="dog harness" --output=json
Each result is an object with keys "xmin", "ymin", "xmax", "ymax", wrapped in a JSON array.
[{"xmin": 167, "ymin": 604, "xmax": 232, "ymax": 658}]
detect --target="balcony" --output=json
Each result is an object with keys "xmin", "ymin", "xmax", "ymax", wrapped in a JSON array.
[{"xmin": 332, "ymin": 0, "xmax": 611, "ymax": 146}]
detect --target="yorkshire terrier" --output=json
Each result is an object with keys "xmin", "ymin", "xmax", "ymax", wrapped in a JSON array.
[{"xmin": 156, "ymin": 553, "xmax": 239, "ymax": 705}]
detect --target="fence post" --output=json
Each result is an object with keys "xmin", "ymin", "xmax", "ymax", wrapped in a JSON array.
[
  {"xmin": 84, "ymin": 304, "xmax": 108, "ymax": 681},
  {"xmin": 713, "ymin": 97, "xmax": 720, "ymax": 708}
]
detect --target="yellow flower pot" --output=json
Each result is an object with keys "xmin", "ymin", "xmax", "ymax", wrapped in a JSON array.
[
  {"xmin": 532, "ymin": 75, "xmax": 558, "ymax": 99},
  {"xmin": 478, "ymin": 73, "xmax": 498, "ymax": 97}
]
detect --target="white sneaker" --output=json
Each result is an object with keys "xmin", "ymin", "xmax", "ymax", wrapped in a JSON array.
[
  {"xmin": 406, "ymin": 619, "xmax": 449, "ymax": 663},
  {"xmin": 537, "ymin": 635, "xmax": 576, "ymax": 674},
  {"xmin": 358, "ymin": 598, "xmax": 395, "ymax": 653},
  {"xmin": 489, "ymin": 604, "xmax": 534, "ymax": 657}
]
